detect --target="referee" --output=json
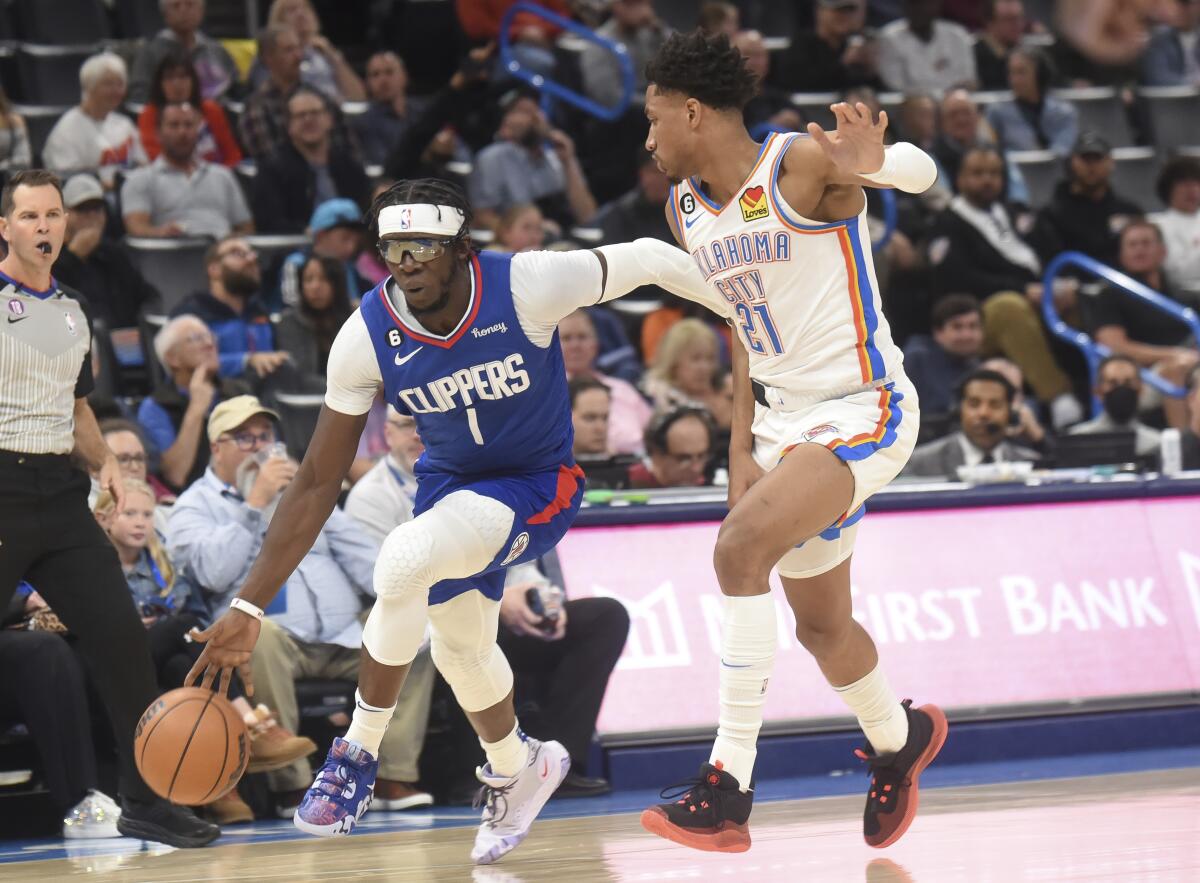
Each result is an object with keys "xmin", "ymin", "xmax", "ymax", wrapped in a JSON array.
[{"xmin": 0, "ymin": 170, "xmax": 218, "ymax": 847}]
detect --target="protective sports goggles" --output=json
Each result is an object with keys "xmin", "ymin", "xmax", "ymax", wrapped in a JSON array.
[{"xmin": 377, "ymin": 237, "xmax": 461, "ymax": 264}]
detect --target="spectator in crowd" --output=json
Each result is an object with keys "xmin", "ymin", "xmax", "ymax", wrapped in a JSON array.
[
  {"xmin": 877, "ymin": 0, "xmax": 978, "ymax": 93},
  {"xmin": 122, "ymin": 103, "xmax": 254, "ymax": 239},
  {"xmin": 278, "ymin": 198, "xmax": 371, "ymax": 309},
  {"xmin": 898, "ymin": 93, "xmax": 939, "ymax": 152},
  {"xmin": 43, "ymin": 53, "xmax": 148, "ymax": 188},
  {"xmin": 629, "ymin": 406, "xmax": 715, "ymax": 488},
  {"xmin": 697, "ymin": 1, "xmax": 739, "ymax": 37},
  {"xmin": 903, "ymin": 368, "xmax": 1041, "ymax": 477},
  {"xmin": 353, "ymin": 52, "xmax": 419, "ymax": 167},
  {"xmin": 239, "ymin": 26, "xmax": 356, "ymax": 161},
  {"xmin": 1089, "ymin": 220, "xmax": 1200, "ymax": 429},
  {"xmin": 456, "ymin": 0, "xmax": 570, "ymax": 79},
  {"xmin": 128, "ymin": 0, "xmax": 240, "ymax": 103},
  {"xmin": 470, "ymin": 92, "xmax": 597, "ymax": 230},
  {"xmin": 569, "ymin": 376, "xmax": 612, "ymax": 458},
  {"xmin": 138, "ymin": 314, "xmax": 251, "ymax": 491},
  {"xmin": 0, "ymin": 84, "xmax": 30, "ymax": 173},
  {"xmin": 491, "ymin": 203, "xmax": 546, "ymax": 253},
  {"xmin": 1151, "ymin": 156, "xmax": 1200, "ymax": 292},
  {"xmin": 581, "ymin": 0, "xmax": 667, "ymax": 109},
  {"xmin": 904, "ymin": 294, "xmax": 983, "ymax": 416},
  {"xmin": 1069, "ymin": 354, "xmax": 1163, "ymax": 457},
  {"xmin": 356, "ymin": 180, "xmax": 396, "ymax": 286},
  {"xmin": 250, "ymin": 0, "xmax": 366, "ymax": 101},
  {"xmin": 496, "ymin": 558, "xmax": 629, "ymax": 797},
  {"xmin": 1183, "ymin": 365, "xmax": 1200, "ymax": 468},
  {"xmin": 986, "ymin": 47, "xmax": 1078, "ymax": 155},
  {"xmin": 932, "ymin": 89, "xmax": 1031, "ymax": 204},
  {"xmin": 927, "ymin": 144, "xmax": 1083, "ymax": 427},
  {"xmin": 1030, "ymin": 132, "xmax": 1142, "ymax": 269},
  {"xmin": 168, "ymin": 397, "xmax": 433, "ymax": 815},
  {"xmin": 274, "ymin": 255, "xmax": 354, "ymax": 391},
  {"xmin": 252, "ymin": 86, "xmax": 371, "ymax": 234},
  {"xmin": 1139, "ymin": 0, "xmax": 1200, "ymax": 86},
  {"xmin": 52, "ymin": 175, "xmax": 159, "ymax": 329},
  {"xmin": 560, "ymin": 310, "xmax": 652, "ymax": 454},
  {"xmin": 0, "ymin": 624, "xmax": 117, "ymax": 838},
  {"xmin": 734, "ymin": 30, "xmax": 804, "ymax": 136},
  {"xmin": 343, "ymin": 408, "xmax": 423, "ymax": 539},
  {"xmin": 137, "ymin": 51, "xmax": 242, "ymax": 167},
  {"xmin": 642, "ymin": 318, "xmax": 731, "ymax": 428},
  {"xmin": 169, "ymin": 237, "xmax": 294, "ymax": 384},
  {"xmin": 975, "ymin": 0, "xmax": 1029, "ymax": 90},
  {"xmin": 981, "ymin": 355, "xmax": 1048, "ymax": 449},
  {"xmin": 99, "ymin": 418, "xmax": 174, "ymax": 509},
  {"xmin": 773, "ymin": 0, "xmax": 879, "ymax": 93},
  {"xmin": 593, "ymin": 151, "xmax": 673, "ymax": 245}
]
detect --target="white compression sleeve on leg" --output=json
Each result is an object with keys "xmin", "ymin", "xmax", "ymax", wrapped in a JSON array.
[
  {"xmin": 709, "ymin": 593, "xmax": 777, "ymax": 791},
  {"xmin": 595, "ymin": 238, "xmax": 731, "ymax": 317},
  {"xmin": 833, "ymin": 663, "xmax": 909, "ymax": 755},
  {"xmin": 428, "ymin": 590, "xmax": 514, "ymax": 713},
  {"xmin": 857, "ymin": 142, "xmax": 938, "ymax": 194}
]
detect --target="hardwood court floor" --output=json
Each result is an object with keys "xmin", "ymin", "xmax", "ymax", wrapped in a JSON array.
[{"xmin": 3, "ymin": 767, "xmax": 1198, "ymax": 882}]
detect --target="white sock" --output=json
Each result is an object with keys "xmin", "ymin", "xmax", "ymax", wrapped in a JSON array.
[
  {"xmin": 833, "ymin": 664, "xmax": 909, "ymax": 755},
  {"xmin": 708, "ymin": 593, "xmax": 777, "ymax": 791},
  {"xmin": 481, "ymin": 723, "xmax": 530, "ymax": 778},
  {"xmin": 344, "ymin": 689, "xmax": 395, "ymax": 757}
]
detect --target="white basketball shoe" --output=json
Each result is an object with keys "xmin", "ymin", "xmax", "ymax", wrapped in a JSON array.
[{"xmin": 470, "ymin": 737, "xmax": 570, "ymax": 865}]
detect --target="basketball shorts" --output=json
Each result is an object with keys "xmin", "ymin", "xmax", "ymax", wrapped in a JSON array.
[
  {"xmin": 750, "ymin": 376, "xmax": 920, "ymax": 579},
  {"xmin": 413, "ymin": 462, "xmax": 586, "ymax": 605}
]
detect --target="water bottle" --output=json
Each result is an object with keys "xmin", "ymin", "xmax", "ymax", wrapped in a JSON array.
[{"xmin": 1160, "ymin": 428, "xmax": 1182, "ymax": 477}]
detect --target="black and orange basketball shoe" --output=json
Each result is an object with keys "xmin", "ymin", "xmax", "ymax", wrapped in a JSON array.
[
  {"xmin": 856, "ymin": 700, "xmax": 949, "ymax": 848},
  {"xmin": 640, "ymin": 762, "xmax": 753, "ymax": 852}
]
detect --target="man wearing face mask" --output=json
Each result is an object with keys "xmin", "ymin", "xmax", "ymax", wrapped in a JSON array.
[
  {"xmin": 903, "ymin": 368, "xmax": 1040, "ymax": 478},
  {"xmin": 1068, "ymin": 354, "xmax": 1161, "ymax": 458}
]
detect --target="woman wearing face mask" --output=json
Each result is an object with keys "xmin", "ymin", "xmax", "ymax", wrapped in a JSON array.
[
  {"xmin": 274, "ymin": 254, "xmax": 355, "ymax": 393},
  {"xmin": 92, "ymin": 481, "xmax": 318, "ymax": 823}
]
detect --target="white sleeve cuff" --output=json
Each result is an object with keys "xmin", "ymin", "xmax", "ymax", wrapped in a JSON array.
[{"xmin": 858, "ymin": 142, "xmax": 938, "ymax": 194}]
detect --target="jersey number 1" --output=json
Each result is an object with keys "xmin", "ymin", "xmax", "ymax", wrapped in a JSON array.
[
  {"xmin": 466, "ymin": 407, "xmax": 485, "ymax": 445},
  {"xmin": 735, "ymin": 302, "xmax": 784, "ymax": 356}
]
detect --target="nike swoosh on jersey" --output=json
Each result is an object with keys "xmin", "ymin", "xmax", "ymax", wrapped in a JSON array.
[
  {"xmin": 394, "ymin": 346, "xmax": 423, "ymax": 366},
  {"xmin": 684, "ymin": 213, "xmax": 703, "ymax": 229}
]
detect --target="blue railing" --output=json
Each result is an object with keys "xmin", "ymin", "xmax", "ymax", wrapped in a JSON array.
[
  {"xmin": 1041, "ymin": 250, "xmax": 1200, "ymax": 415},
  {"xmin": 499, "ymin": 1, "xmax": 635, "ymax": 122}
]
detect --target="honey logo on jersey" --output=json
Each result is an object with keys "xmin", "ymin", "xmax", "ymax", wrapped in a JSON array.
[{"xmin": 739, "ymin": 185, "xmax": 769, "ymax": 222}]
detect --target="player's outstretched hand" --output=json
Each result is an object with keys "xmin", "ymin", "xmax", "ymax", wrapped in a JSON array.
[
  {"xmin": 186, "ymin": 611, "xmax": 262, "ymax": 697},
  {"xmin": 807, "ymin": 101, "xmax": 888, "ymax": 178}
]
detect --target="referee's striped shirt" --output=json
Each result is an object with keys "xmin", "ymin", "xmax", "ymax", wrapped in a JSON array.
[{"xmin": 0, "ymin": 271, "xmax": 93, "ymax": 455}]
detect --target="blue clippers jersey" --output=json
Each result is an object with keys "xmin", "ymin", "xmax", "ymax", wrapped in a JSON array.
[{"xmin": 359, "ymin": 251, "xmax": 574, "ymax": 477}]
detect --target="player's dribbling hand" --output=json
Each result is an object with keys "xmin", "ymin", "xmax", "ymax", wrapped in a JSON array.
[
  {"xmin": 186, "ymin": 611, "xmax": 261, "ymax": 697},
  {"xmin": 807, "ymin": 101, "xmax": 888, "ymax": 178},
  {"xmin": 727, "ymin": 449, "xmax": 765, "ymax": 510}
]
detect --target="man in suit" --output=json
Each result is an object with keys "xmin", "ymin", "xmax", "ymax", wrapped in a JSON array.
[{"xmin": 903, "ymin": 367, "xmax": 1040, "ymax": 479}]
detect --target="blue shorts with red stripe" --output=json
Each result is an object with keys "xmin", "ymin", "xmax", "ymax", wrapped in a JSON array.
[{"xmin": 413, "ymin": 462, "xmax": 586, "ymax": 605}]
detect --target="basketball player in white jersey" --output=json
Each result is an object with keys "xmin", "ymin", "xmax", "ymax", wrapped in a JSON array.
[{"xmin": 636, "ymin": 32, "xmax": 947, "ymax": 853}]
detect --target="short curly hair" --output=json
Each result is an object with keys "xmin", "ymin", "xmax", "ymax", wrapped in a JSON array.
[
  {"xmin": 645, "ymin": 30, "xmax": 757, "ymax": 111},
  {"xmin": 1156, "ymin": 155, "xmax": 1200, "ymax": 206}
]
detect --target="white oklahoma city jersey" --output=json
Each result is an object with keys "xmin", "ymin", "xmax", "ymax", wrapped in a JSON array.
[{"xmin": 670, "ymin": 132, "xmax": 903, "ymax": 396}]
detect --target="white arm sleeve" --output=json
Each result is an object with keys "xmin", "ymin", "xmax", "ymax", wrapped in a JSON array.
[
  {"xmin": 596, "ymin": 238, "xmax": 731, "ymax": 317},
  {"xmin": 858, "ymin": 142, "xmax": 939, "ymax": 194},
  {"xmin": 324, "ymin": 311, "xmax": 382, "ymax": 415},
  {"xmin": 510, "ymin": 249, "xmax": 605, "ymax": 347}
]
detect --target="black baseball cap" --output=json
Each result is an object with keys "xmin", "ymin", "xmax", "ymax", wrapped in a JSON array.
[{"xmin": 1072, "ymin": 131, "xmax": 1111, "ymax": 158}]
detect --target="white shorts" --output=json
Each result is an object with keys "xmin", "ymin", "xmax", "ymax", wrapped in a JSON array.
[{"xmin": 751, "ymin": 376, "xmax": 920, "ymax": 579}]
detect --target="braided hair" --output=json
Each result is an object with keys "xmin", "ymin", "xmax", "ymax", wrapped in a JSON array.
[
  {"xmin": 645, "ymin": 30, "xmax": 757, "ymax": 111},
  {"xmin": 365, "ymin": 177, "xmax": 474, "ymax": 242}
]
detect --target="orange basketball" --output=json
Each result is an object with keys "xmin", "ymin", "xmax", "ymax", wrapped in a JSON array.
[{"xmin": 134, "ymin": 687, "xmax": 250, "ymax": 805}]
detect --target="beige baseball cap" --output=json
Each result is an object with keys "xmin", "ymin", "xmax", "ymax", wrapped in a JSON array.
[{"xmin": 207, "ymin": 395, "xmax": 280, "ymax": 443}]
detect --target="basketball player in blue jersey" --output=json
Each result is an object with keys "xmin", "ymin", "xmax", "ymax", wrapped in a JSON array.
[
  {"xmin": 636, "ymin": 33, "xmax": 947, "ymax": 853},
  {"xmin": 185, "ymin": 178, "xmax": 722, "ymax": 865}
]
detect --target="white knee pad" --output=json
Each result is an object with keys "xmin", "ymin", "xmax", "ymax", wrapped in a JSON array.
[
  {"xmin": 362, "ymin": 588, "xmax": 428, "ymax": 667},
  {"xmin": 428, "ymin": 591, "xmax": 514, "ymax": 713}
]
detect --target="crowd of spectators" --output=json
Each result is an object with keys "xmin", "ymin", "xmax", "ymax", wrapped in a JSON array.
[{"xmin": 3, "ymin": 0, "xmax": 1200, "ymax": 837}]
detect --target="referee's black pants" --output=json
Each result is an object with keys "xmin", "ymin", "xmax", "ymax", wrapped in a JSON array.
[{"xmin": 0, "ymin": 451, "xmax": 158, "ymax": 803}]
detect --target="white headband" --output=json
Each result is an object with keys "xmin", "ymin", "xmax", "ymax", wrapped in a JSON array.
[{"xmin": 377, "ymin": 203, "xmax": 465, "ymax": 238}]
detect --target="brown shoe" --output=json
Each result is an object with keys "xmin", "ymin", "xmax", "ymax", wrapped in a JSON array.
[
  {"xmin": 246, "ymin": 705, "xmax": 318, "ymax": 774},
  {"xmin": 204, "ymin": 789, "xmax": 254, "ymax": 825},
  {"xmin": 374, "ymin": 778, "xmax": 433, "ymax": 811}
]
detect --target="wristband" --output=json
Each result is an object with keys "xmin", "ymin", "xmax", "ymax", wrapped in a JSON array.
[{"xmin": 229, "ymin": 598, "xmax": 264, "ymax": 620}]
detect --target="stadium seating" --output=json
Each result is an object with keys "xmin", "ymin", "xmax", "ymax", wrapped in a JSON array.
[
  {"xmin": 1137, "ymin": 86, "xmax": 1200, "ymax": 152},
  {"xmin": 1110, "ymin": 146, "xmax": 1164, "ymax": 212},
  {"xmin": 789, "ymin": 91, "xmax": 838, "ymax": 131},
  {"xmin": 1053, "ymin": 86, "xmax": 1134, "ymax": 148},
  {"xmin": 12, "ymin": 0, "xmax": 109, "ymax": 44},
  {"xmin": 16, "ymin": 45, "xmax": 91, "ymax": 105},
  {"xmin": 1007, "ymin": 148, "xmax": 1061, "ymax": 209},
  {"xmin": 13, "ymin": 103, "xmax": 70, "ymax": 164},
  {"xmin": 114, "ymin": 0, "xmax": 164, "ymax": 40},
  {"xmin": 126, "ymin": 237, "xmax": 211, "ymax": 312}
]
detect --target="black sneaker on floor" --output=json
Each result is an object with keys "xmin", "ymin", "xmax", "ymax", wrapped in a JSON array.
[
  {"xmin": 640, "ymin": 762, "xmax": 753, "ymax": 852},
  {"xmin": 118, "ymin": 796, "xmax": 221, "ymax": 848},
  {"xmin": 856, "ymin": 699, "xmax": 948, "ymax": 848},
  {"xmin": 551, "ymin": 771, "xmax": 612, "ymax": 799}
]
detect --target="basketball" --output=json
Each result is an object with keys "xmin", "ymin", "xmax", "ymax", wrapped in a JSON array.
[{"xmin": 134, "ymin": 687, "xmax": 250, "ymax": 805}]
